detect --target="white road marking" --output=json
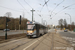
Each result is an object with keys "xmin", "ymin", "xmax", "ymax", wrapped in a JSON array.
[
  {"xmin": 66, "ymin": 47, "xmax": 74, "ymax": 50},
  {"xmin": 54, "ymin": 47, "xmax": 74, "ymax": 50},
  {"xmin": 23, "ymin": 37, "xmax": 42, "ymax": 50},
  {"xmin": 72, "ymin": 44, "xmax": 75, "ymax": 46}
]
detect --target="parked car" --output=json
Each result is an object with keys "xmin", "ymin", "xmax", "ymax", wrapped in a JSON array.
[
  {"xmin": 64, "ymin": 29, "xmax": 68, "ymax": 32},
  {"xmin": 3, "ymin": 29, "xmax": 10, "ymax": 31}
]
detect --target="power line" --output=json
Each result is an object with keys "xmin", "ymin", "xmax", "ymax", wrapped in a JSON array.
[
  {"xmin": 39, "ymin": 0, "xmax": 50, "ymax": 18},
  {"xmin": 44, "ymin": 0, "xmax": 51, "ymax": 17},
  {"xmin": 24, "ymin": 0, "xmax": 42, "ymax": 17},
  {"xmin": 46, "ymin": 4, "xmax": 50, "ymax": 12},
  {"xmin": 56, "ymin": 3, "xmax": 75, "ymax": 15},
  {"xmin": 45, "ymin": 2, "xmax": 52, "ymax": 16},
  {"xmin": 40, "ymin": 5, "xmax": 44, "ymax": 12},
  {"xmin": 24, "ymin": 0, "xmax": 32, "ymax": 8},
  {"xmin": 0, "ymin": 5, "xmax": 22, "ymax": 12},
  {"xmin": 17, "ymin": 0, "xmax": 31, "ymax": 16},
  {"xmin": 52, "ymin": 3, "xmax": 75, "ymax": 18},
  {"xmin": 40, "ymin": 0, "xmax": 50, "ymax": 12},
  {"xmin": 51, "ymin": 0, "xmax": 65, "ymax": 17},
  {"xmin": 43, "ymin": 0, "xmax": 50, "ymax": 6},
  {"xmin": 24, "ymin": 0, "xmax": 50, "ymax": 18}
]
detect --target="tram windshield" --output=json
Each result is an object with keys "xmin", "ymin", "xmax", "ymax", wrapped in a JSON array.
[{"xmin": 27, "ymin": 24, "xmax": 34, "ymax": 30}]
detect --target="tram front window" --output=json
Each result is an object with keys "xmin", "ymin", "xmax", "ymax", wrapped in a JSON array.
[{"xmin": 27, "ymin": 25, "xmax": 34, "ymax": 30}]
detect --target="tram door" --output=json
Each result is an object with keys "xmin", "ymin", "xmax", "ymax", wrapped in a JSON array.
[{"xmin": 36, "ymin": 24, "xmax": 39, "ymax": 37}]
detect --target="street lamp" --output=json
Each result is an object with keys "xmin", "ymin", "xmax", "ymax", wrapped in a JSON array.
[
  {"xmin": 65, "ymin": 13, "xmax": 71, "ymax": 30},
  {"xmin": 30, "ymin": 9, "xmax": 35, "ymax": 21}
]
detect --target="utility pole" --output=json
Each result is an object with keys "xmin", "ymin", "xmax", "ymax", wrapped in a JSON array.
[
  {"xmin": 5, "ymin": 17, "xmax": 10, "ymax": 40},
  {"xmin": 19, "ymin": 15, "xmax": 21, "ymax": 30},
  {"xmin": 31, "ymin": 9, "xmax": 35, "ymax": 21},
  {"xmin": 5, "ymin": 17, "xmax": 7, "ymax": 40}
]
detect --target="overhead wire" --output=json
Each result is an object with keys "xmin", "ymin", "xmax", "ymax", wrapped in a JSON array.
[
  {"xmin": 17, "ymin": 0, "xmax": 31, "ymax": 16},
  {"xmin": 40, "ymin": 0, "xmax": 47, "ymax": 12},
  {"xmin": 44, "ymin": 0, "xmax": 51, "ymax": 19},
  {"xmin": 40, "ymin": 0, "xmax": 50, "ymax": 12},
  {"xmin": 39, "ymin": 0, "xmax": 50, "ymax": 19},
  {"xmin": 0, "ymin": 5, "xmax": 22, "ymax": 12},
  {"xmin": 45, "ymin": 1, "xmax": 52, "ymax": 17},
  {"xmin": 24, "ymin": 0, "xmax": 41, "ymax": 17},
  {"xmin": 52, "ymin": 3, "xmax": 75, "ymax": 18},
  {"xmin": 17, "ymin": 1, "xmax": 50, "ymax": 47},
  {"xmin": 22, "ymin": 0, "xmax": 52, "ymax": 47},
  {"xmin": 46, "ymin": 4, "xmax": 50, "ymax": 12},
  {"xmin": 43, "ymin": 0, "xmax": 50, "ymax": 6},
  {"xmin": 24, "ymin": 0, "xmax": 32, "ymax": 8},
  {"xmin": 17, "ymin": 1, "xmax": 51, "ymax": 47},
  {"xmin": 40, "ymin": 5, "xmax": 44, "ymax": 12},
  {"xmin": 51, "ymin": 0, "xmax": 65, "ymax": 17}
]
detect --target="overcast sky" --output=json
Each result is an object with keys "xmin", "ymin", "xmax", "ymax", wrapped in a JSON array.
[{"xmin": 0, "ymin": 0, "xmax": 75, "ymax": 25}]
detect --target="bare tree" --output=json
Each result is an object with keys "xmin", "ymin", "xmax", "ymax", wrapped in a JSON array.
[
  {"xmin": 72, "ymin": 22, "xmax": 74, "ymax": 25},
  {"xmin": 5, "ymin": 12, "xmax": 12, "ymax": 17},
  {"xmin": 58, "ymin": 19, "xmax": 63, "ymax": 30},
  {"xmin": 71, "ymin": 22, "xmax": 75, "ymax": 30},
  {"xmin": 64, "ymin": 19, "xmax": 67, "ymax": 28}
]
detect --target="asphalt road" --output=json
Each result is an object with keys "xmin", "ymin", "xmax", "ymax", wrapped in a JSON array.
[
  {"xmin": 0, "ymin": 29, "xmax": 73, "ymax": 50},
  {"xmin": 59, "ymin": 30, "xmax": 75, "ymax": 47},
  {"xmin": 0, "ymin": 30, "xmax": 27, "ymax": 36},
  {"xmin": 59, "ymin": 31, "xmax": 75, "ymax": 38}
]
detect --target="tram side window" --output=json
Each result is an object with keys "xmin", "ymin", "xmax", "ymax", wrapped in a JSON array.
[
  {"xmin": 33, "ymin": 26, "xmax": 36, "ymax": 30},
  {"xmin": 41, "ymin": 26, "xmax": 43, "ymax": 29},
  {"xmin": 36, "ymin": 24, "xmax": 39, "ymax": 29}
]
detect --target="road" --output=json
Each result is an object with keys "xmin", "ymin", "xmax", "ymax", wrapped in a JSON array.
[
  {"xmin": 0, "ymin": 30, "xmax": 27, "ymax": 36},
  {"xmin": 59, "ymin": 31, "xmax": 75, "ymax": 38},
  {"xmin": 59, "ymin": 30, "xmax": 75, "ymax": 46},
  {"xmin": 0, "ymin": 29, "xmax": 73, "ymax": 50}
]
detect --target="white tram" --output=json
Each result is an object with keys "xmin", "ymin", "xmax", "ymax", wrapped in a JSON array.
[{"xmin": 26, "ymin": 21, "xmax": 47, "ymax": 38}]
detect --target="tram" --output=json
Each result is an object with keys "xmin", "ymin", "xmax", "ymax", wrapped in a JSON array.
[{"xmin": 26, "ymin": 21, "xmax": 47, "ymax": 38}]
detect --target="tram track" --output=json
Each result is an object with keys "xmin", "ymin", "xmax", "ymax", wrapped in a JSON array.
[
  {"xmin": 0, "ymin": 38, "xmax": 27, "ymax": 48},
  {"xmin": 32, "ymin": 33, "xmax": 52, "ymax": 50},
  {"xmin": 11, "ymin": 39, "xmax": 34, "ymax": 50},
  {"xmin": 0, "ymin": 37, "xmax": 35, "ymax": 50},
  {"xmin": 6, "ymin": 34, "xmax": 48, "ymax": 50},
  {"xmin": 31, "ymin": 32, "xmax": 72, "ymax": 50}
]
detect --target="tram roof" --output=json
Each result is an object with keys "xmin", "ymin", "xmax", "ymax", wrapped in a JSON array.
[{"xmin": 27, "ymin": 21, "xmax": 47, "ymax": 27}]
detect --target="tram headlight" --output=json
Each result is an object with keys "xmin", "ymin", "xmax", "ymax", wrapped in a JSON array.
[{"xmin": 27, "ymin": 31, "xmax": 33, "ymax": 33}]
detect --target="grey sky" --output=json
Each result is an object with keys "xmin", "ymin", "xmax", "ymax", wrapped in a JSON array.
[{"xmin": 0, "ymin": 0, "xmax": 75, "ymax": 25}]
